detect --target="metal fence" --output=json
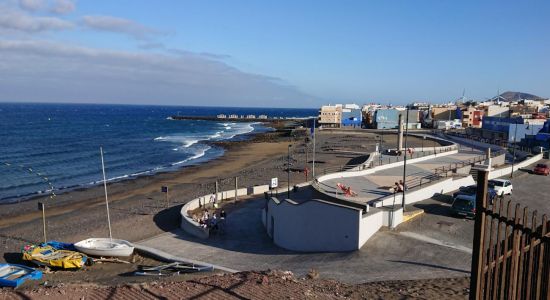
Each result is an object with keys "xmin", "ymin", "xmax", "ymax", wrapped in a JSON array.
[
  {"xmin": 316, "ymin": 145, "xmax": 458, "ymax": 176},
  {"xmin": 470, "ymin": 171, "xmax": 550, "ymax": 300}
]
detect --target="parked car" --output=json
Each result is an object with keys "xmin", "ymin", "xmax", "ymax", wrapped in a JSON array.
[
  {"xmin": 533, "ymin": 164, "xmax": 550, "ymax": 176},
  {"xmin": 488, "ymin": 179, "xmax": 513, "ymax": 196},
  {"xmin": 451, "ymin": 195, "xmax": 476, "ymax": 218},
  {"xmin": 452, "ymin": 185, "xmax": 497, "ymax": 203}
]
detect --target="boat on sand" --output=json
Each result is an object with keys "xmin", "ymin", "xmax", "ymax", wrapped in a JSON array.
[
  {"xmin": 74, "ymin": 238, "xmax": 134, "ymax": 257},
  {"xmin": 0, "ymin": 264, "xmax": 42, "ymax": 288},
  {"xmin": 22, "ymin": 245, "xmax": 88, "ymax": 269},
  {"xmin": 73, "ymin": 148, "xmax": 135, "ymax": 258}
]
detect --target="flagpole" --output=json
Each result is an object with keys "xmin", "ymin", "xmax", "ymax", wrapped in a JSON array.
[{"xmin": 312, "ymin": 118, "xmax": 316, "ymax": 178}]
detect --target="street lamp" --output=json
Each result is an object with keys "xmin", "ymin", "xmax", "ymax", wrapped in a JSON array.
[{"xmin": 287, "ymin": 144, "xmax": 292, "ymax": 199}]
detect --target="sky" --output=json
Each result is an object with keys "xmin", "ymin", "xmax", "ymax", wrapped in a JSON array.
[{"xmin": 0, "ymin": 0, "xmax": 549, "ymax": 108}]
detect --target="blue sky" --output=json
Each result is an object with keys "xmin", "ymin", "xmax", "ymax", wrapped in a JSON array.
[{"xmin": 0, "ymin": 0, "xmax": 549, "ymax": 107}]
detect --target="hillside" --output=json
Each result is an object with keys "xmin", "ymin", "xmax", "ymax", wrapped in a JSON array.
[{"xmin": 499, "ymin": 91, "xmax": 547, "ymax": 101}]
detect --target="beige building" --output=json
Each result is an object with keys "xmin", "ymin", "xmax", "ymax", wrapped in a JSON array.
[
  {"xmin": 461, "ymin": 107, "xmax": 484, "ymax": 128},
  {"xmin": 318, "ymin": 105, "xmax": 342, "ymax": 127},
  {"xmin": 431, "ymin": 106, "xmax": 458, "ymax": 121}
]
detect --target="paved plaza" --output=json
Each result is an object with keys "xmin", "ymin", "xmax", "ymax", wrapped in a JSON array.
[
  {"xmin": 319, "ymin": 147, "xmax": 482, "ymax": 203},
  {"xmin": 139, "ymin": 198, "xmax": 472, "ymax": 283}
]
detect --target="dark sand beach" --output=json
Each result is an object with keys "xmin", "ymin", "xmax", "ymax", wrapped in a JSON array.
[{"xmin": 0, "ymin": 127, "xmax": 432, "ymax": 286}]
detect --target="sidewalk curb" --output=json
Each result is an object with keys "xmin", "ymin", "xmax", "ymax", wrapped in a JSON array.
[
  {"xmin": 133, "ymin": 243, "xmax": 239, "ymax": 274},
  {"xmin": 402, "ymin": 209, "xmax": 425, "ymax": 223}
]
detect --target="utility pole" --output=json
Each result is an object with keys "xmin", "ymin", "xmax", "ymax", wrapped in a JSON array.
[
  {"xmin": 510, "ymin": 115, "xmax": 519, "ymax": 178},
  {"xmin": 234, "ymin": 176, "xmax": 238, "ymax": 202},
  {"xmin": 312, "ymin": 118, "xmax": 316, "ymax": 178},
  {"xmin": 287, "ymin": 144, "xmax": 292, "ymax": 199},
  {"xmin": 305, "ymin": 143, "xmax": 309, "ymax": 181},
  {"xmin": 402, "ymin": 107, "xmax": 410, "ymax": 212}
]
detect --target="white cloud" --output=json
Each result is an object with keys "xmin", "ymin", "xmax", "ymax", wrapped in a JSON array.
[
  {"xmin": 50, "ymin": 0, "xmax": 75, "ymax": 14},
  {"xmin": 0, "ymin": 5, "xmax": 73, "ymax": 33},
  {"xmin": 81, "ymin": 15, "xmax": 160, "ymax": 40},
  {"xmin": 18, "ymin": 0, "xmax": 45, "ymax": 11},
  {"xmin": 18, "ymin": 0, "xmax": 75, "ymax": 14},
  {"xmin": 0, "ymin": 39, "xmax": 314, "ymax": 107}
]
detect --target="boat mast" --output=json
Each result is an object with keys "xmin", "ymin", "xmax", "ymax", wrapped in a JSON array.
[{"xmin": 100, "ymin": 147, "xmax": 113, "ymax": 240}]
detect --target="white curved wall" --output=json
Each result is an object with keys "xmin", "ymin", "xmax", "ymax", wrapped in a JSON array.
[
  {"xmin": 180, "ymin": 185, "xmax": 270, "ymax": 239},
  {"xmin": 180, "ymin": 196, "xmax": 209, "ymax": 239}
]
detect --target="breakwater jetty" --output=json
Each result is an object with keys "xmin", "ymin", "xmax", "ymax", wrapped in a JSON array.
[{"xmin": 168, "ymin": 115, "xmax": 311, "ymax": 123}]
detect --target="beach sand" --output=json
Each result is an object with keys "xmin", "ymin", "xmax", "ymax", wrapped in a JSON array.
[{"xmin": 0, "ymin": 128, "xmax": 435, "ymax": 286}]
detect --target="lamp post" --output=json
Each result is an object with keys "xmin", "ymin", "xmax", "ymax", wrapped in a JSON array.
[
  {"xmin": 287, "ymin": 144, "xmax": 292, "ymax": 199},
  {"xmin": 510, "ymin": 117, "xmax": 519, "ymax": 178},
  {"xmin": 402, "ymin": 107, "xmax": 410, "ymax": 212},
  {"xmin": 377, "ymin": 135, "xmax": 383, "ymax": 166},
  {"xmin": 422, "ymin": 135, "xmax": 426, "ymax": 152}
]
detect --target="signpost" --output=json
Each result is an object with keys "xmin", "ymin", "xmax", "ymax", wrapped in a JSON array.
[
  {"xmin": 161, "ymin": 186, "xmax": 169, "ymax": 207},
  {"xmin": 270, "ymin": 177, "xmax": 278, "ymax": 189}
]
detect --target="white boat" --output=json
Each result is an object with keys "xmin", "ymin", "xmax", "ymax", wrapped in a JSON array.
[
  {"xmin": 73, "ymin": 149, "xmax": 134, "ymax": 258},
  {"xmin": 74, "ymin": 238, "xmax": 134, "ymax": 257}
]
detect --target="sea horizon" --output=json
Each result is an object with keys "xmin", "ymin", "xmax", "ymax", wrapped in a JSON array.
[{"xmin": 0, "ymin": 103, "xmax": 317, "ymax": 203}]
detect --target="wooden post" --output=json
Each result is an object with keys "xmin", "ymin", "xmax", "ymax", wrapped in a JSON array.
[
  {"xmin": 39, "ymin": 201, "xmax": 47, "ymax": 244},
  {"xmin": 234, "ymin": 177, "xmax": 238, "ymax": 202},
  {"xmin": 215, "ymin": 180, "xmax": 219, "ymax": 203},
  {"xmin": 470, "ymin": 168, "xmax": 489, "ymax": 300}
]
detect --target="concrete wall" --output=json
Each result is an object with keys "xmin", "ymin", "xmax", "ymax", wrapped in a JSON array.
[
  {"xmin": 489, "ymin": 153, "xmax": 543, "ymax": 179},
  {"xmin": 358, "ymin": 209, "xmax": 384, "ymax": 247},
  {"xmin": 266, "ymin": 199, "xmax": 362, "ymax": 252},
  {"xmin": 248, "ymin": 185, "xmax": 270, "ymax": 195},
  {"xmin": 316, "ymin": 149, "xmax": 458, "ymax": 183},
  {"xmin": 180, "ymin": 197, "xmax": 210, "ymax": 239},
  {"xmin": 376, "ymin": 175, "xmax": 476, "ymax": 207},
  {"xmin": 350, "ymin": 152, "xmax": 377, "ymax": 171},
  {"xmin": 491, "ymin": 154, "xmax": 506, "ymax": 167},
  {"xmin": 181, "ymin": 185, "xmax": 276, "ymax": 240}
]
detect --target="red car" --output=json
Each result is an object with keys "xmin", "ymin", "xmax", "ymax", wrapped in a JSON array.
[{"xmin": 533, "ymin": 164, "xmax": 550, "ymax": 176}]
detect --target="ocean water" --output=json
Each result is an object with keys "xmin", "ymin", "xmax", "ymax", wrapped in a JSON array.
[{"xmin": 0, "ymin": 103, "xmax": 316, "ymax": 203}]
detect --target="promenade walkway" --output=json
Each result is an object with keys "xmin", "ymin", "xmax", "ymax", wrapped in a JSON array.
[
  {"xmin": 317, "ymin": 146, "xmax": 483, "ymax": 203},
  {"xmin": 138, "ymin": 198, "xmax": 472, "ymax": 283}
]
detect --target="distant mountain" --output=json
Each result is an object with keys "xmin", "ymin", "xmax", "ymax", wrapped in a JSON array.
[{"xmin": 497, "ymin": 91, "xmax": 547, "ymax": 101}]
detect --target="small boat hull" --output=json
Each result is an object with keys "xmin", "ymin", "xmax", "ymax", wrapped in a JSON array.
[
  {"xmin": 74, "ymin": 238, "xmax": 134, "ymax": 257},
  {"xmin": 22, "ymin": 245, "xmax": 88, "ymax": 269},
  {"xmin": 0, "ymin": 263, "xmax": 42, "ymax": 288}
]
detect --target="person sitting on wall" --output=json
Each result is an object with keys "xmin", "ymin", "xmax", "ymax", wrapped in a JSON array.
[
  {"xmin": 200, "ymin": 209, "xmax": 210, "ymax": 227},
  {"xmin": 395, "ymin": 182, "xmax": 404, "ymax": 193}
]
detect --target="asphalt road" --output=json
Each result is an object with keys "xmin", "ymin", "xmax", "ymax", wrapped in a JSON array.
[{"xmin": 507, "ymin": 158, "xmax": 550, "ymax": 217}]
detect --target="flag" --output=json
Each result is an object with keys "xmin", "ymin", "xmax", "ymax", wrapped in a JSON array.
[{"xmin": 310, "ymin": 119, "xmax": 316, "ymax": 136}]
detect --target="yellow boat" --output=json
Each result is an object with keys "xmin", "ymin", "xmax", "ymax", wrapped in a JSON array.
[{"xmin": 22, "ymin": 245, "xmax": 88, "ymax": 269}]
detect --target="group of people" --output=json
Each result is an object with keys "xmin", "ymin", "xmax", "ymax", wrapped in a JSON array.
[
  {"xmin": 199, "ymin": 209, "xmax": 227, "ymax": 232},
  {"xmin": 393, "ymin": 180, "xmax": 408, "ymax": 193}
]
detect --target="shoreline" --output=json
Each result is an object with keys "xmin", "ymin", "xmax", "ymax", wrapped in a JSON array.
[
  {"xmin": 0, "ymin": 127, "xmax": 289, "ymax": 220},
  {"xmin": 0, "ymin": 125, "xmax": 309, "ymax": 259},
  {"xmin": 0, "ymin": 122, "xmax": 277, "ymax": 206}
]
